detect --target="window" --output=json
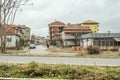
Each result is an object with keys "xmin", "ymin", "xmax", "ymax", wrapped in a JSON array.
[
  {"xmin": 7, "ymin": 38, "xmax": 12, "ymax": 42},
  {"xmin": 59, "ymin": 27, "xmax": 64, "ymax": 32}
]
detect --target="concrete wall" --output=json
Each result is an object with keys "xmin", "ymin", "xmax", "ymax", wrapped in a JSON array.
[{"xmin": 81, "ymin": 39, "xmax": 93, "ymax": 48}]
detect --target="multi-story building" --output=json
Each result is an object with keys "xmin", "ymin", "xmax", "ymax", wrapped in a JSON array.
[
  {"xmin": 48, "ymin": 21, "xmax": 65, "ymax": 46},
  {"xmin": 12, "ymin": 25, "xmax": 31, "ymax": 47},
  {"xmin": 48, "ymin": 20, "xmax": 99, "ymax": 46},
  {"xmin": 81, "ymin": 20, "xmax": 99, "ymax": 33},
  {"xmin": 62, "ymin": 24, "xmax": 92, "ymax": 46}
]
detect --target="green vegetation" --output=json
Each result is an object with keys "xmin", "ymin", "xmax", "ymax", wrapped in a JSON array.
[{"xmin": 0, "ymin": 62, "xmax": 120, "ymax": 79}]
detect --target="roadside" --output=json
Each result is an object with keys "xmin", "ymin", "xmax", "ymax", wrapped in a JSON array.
[
  {"xmin": 0, "ymin": 62, "xmax": 120, "ymax": 79},
  {"xmin": 0, "ymin": 45, "xmax": 120, "ymax": 59}
]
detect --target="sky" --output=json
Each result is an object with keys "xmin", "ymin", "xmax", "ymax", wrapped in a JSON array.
[{"xmin": 14, "ymin": 0, "xmax": 120, "ymax": 37}]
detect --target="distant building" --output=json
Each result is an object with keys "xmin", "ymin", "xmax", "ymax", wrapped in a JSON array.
[
  {"xmin": 62, "ymin": 24, "xmax": 92, "ymax": 46},
  {"xmin": 13, "ymin": 25, "xmax": 31, "ymax": 41},
  {"xmin": 48, "ymin": 20, "xmax": 99, "ymax": 47},
  {"xmin": 36, "ymin": 36, "xmax": 46, "ymax": 45},
  {"xmin": 12, "ymin": 25, "xmax": 31, "ymax": 47},
  {"xmin": 48, "ymin": 21, "xmax": 65, "ymax": 46},
  {"xmin": 81, "ymin": 33, "xmax": 120, "ymax": 50},
  {"xmin": 81, "ymin": 20, "xmax": 99, "ymax": 33},
  {"xmin": 31, "ymin": 34, "xmax": 37, "ymax": 44}
]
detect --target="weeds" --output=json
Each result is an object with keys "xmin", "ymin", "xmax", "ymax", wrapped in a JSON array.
[{"xmin": 0, "ymin": 62, "xmax": 120, "ymax": 79}]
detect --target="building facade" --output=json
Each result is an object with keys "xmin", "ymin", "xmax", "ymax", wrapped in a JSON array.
[
  {"xmin": 81, "ymin": 20, "xmax": 99, "ymax": 33},
  {"xmin": 48, "ymin": 20, "xmax": 99, "ymax": 47},
  {"xmin": 0, "ymin": 25, "xmax": 20, "ymax": 48},
  {"xmin": 81, "ymin": 33, "xmax": 120, "ymax": 50},
  {"xmin": 48, "ymin": 21, "xmax": 65, "ymax": 46},
  {"xmin": 62, "ymin": 24, "xmax": 92, "ymax": 46}
]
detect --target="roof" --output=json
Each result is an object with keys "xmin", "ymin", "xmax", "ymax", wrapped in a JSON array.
[
  {"xmin": 12, "ymin": 25, "xmax": 30, "ymax": 29},
  {"xmin": 49, "ymin": 21, "xmax": 65, "ymax": 26},
  {"xmin": 82, "ymin": 20, "xmax": 99, "ymax": 24},
  {"xmin": 4, "ymin": 24, "xmax": 16, "ymax": 35},
  {"xmin": 63, "ymin": 24, "xmax": 92, "ymax": 33},
  {"xmin": 81, "ymin": 33, "xmax": 120, "ymax": 39}
]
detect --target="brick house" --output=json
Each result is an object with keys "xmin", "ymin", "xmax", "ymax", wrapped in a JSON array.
[{"xmin": 48, "ymin": 21, "xmax": 65, "ymax": 46}]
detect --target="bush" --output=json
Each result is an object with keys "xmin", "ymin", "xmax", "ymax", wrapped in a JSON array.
[
  {"xmin": 27, "ymin": 61, "xmax": 38, "ymax": 69},
  {"xmin": 87, "ymin": 46, "xmax": 100, "ymax": 54}
]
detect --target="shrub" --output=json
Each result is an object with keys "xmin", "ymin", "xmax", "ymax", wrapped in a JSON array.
[
  {"xmin": 0, "ymin": 64, "xmax": 120, "ymax": 79},
  {"xmin": 87, "ymin": 46, "xmax": 100, "ymax": 54},
  {"xmin": 27, "ymin": 61, "xmax": 38, "ymax": 69}
]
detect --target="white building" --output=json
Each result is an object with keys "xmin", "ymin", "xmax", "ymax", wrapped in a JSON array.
[
  {"xmin": 0, "ymin": 25, "xmax": 20, "ymax": 48},
  {"xmin": 81, "ymin": 33, "xmax": 120, "ymax": 50}
]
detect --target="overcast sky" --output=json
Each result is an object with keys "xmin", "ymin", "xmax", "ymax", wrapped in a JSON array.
[{"xmin": 14, "ymin": 0, "xmax": 120, "ymax": 37}]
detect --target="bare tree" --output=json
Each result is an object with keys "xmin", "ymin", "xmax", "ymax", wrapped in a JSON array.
[{"xmin": 0, "ymin": 0, "xmax": 31, "ymax": 53}]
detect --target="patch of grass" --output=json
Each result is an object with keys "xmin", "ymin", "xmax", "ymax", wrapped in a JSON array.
[{"xmin": 0, "ymin": 63, "xmax": 120, "ymax": 79}]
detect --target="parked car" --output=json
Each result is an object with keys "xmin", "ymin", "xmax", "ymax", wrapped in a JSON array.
[{"xmin": 30, "ymin": 44, "xmax": 36, "ymax": 49}]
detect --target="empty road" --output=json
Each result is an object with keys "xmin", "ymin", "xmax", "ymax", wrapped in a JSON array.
[{"xmin": 0, "ymin": 55, "xmax": 120, "ymax": 66}]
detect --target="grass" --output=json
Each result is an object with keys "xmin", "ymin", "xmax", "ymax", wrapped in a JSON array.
[
  {"xmin": 0, "ymin": 47, "xmax": 29, "ymax": 54},
  {"xmin": 75, "ymin": 51, "xmax": 120, "ymax": 58},
  {"xmin": 0, "ymin": 46, "xmax": 120, "ymax": 58},
  {"xmin": 0, "ymin": 62, "xmax": 120, "ymax": 79},
  {"xmin": 48, "ymin": 46, "xmax": 120, "ymax": 58}
]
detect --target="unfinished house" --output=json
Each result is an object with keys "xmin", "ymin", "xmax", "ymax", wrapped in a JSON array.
[
  {"xmin": 48, "ymin": 21, "xmax": 65, "ymax": 46},
  {"xmin": 62, "ymin": 24, "xmax": 92, "ymax": 47},
  {"xmin": 81, "ymin": 33, "xmax": 120, "ymax": 50}
]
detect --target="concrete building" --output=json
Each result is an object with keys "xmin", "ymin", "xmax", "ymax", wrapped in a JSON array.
[
  {"xmin": 81, "ymin": 20, "xmax": 99, "ymax": 33},
  {"xmin": 48, "ymin": 20, "xmax": 99, "ymax": 47},
  {"xmin": 62, "ymin": 24, "xmax": 92, "ymax": 46},
  {"xmin": 81, "ymin": 33, "xmax": 120, "ymax": 50},
  {"xmin": 13, "ymin": 25, "xmax": 31, "ymax": 41},
  {"xmin": 48, "ymin": 21, "xmax": 65, "ymax": 46}
]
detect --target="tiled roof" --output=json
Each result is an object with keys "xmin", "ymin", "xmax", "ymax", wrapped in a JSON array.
[
  {"xmin": 65, "ymin": 24, "xmax": 89, "ymax": 29},
  {"xmin": 64, "ymin": 29, "xmax": 92, "ymax": 33},
  {"xmin": 4, "ymin": 24, "xmax": 16, "ymax": 35},
  {"xmin": 12, "ymin": 25, "xmax": 30, "ymax": 29},
  {"xmin": 63, "ymin": 24, "xmax": 92, "ymax": 33},
  {"xmin": 82, "ymin": 20, "xmax": 99, "ymax": 24},
  {"xmin": 49, "ymin": 21, "xmax": 65, "ymax": 26}
]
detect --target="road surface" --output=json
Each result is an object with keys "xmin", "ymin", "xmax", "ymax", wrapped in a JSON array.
[
  {"xmin": 22, "ymin": 45, "xmax": 52, "ymax": 55},
  {"xmin": 0, "ymin": 55, "xmax": 120, "ymax": 66}
]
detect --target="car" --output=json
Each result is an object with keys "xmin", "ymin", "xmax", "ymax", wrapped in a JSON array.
[{"xmin": 30, "ymin": 44, "xmax": 36, "ymax": 49}]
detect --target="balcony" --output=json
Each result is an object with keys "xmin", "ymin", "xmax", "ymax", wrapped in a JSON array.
[{"xmin": 65, "ymin": 35, "xmax": 76, "ymax": 39}]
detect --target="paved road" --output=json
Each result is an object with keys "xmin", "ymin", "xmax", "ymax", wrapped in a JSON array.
[
  {"xmin": 0, "ymin": 55, "xmax": 120, "ymax": 66},
  {"xmin": 22, "ymin": 45, "xmax": 52, "ymax": 55}
]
